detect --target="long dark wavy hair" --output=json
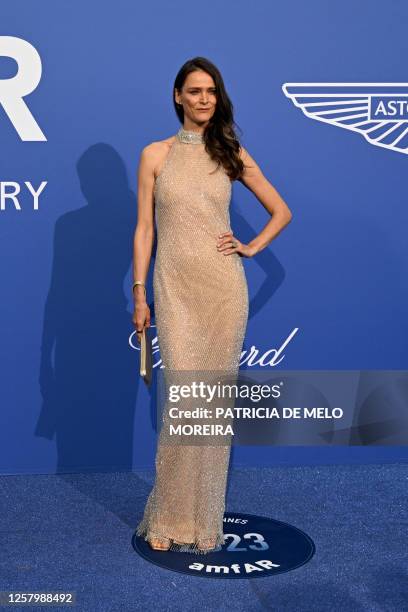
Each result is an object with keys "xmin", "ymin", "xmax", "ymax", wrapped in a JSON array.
[{"xmin": 173, "ymin": 57, "xmax": 245, "ymax": 181}]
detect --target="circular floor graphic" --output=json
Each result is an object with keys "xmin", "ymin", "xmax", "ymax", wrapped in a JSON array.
[{"xmin": 132, "ymin": 511, "xmax": 315, "ymax": 579}]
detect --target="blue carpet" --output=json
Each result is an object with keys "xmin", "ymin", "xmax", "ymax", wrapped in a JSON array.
[{"xmin": 0, "ymin": 463, "xmax": 406, "ymax": 611}]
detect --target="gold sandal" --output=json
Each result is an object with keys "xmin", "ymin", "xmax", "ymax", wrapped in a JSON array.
[
  {"xmin": 197, "ymin": 538, "xmax": 217, "ymax": 551},
  {"xmin": 148, "ymin": 536, "xmax": 171, "ymax": 551}
]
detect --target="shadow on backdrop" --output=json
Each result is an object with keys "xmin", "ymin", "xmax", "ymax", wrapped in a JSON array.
[{"xmin": 34, "ymin": 143, "xmax": 153, "ymax": 472}]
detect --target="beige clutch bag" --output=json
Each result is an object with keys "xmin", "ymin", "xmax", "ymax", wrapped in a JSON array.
[{"xmin": 140, "ymin": 326, "xmax": 152, "ymax": 386}]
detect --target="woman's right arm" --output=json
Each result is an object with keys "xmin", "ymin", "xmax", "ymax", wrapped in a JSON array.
[{"xmin": 132, "ymin": 144, "xmax": 157, "ymax": 341}]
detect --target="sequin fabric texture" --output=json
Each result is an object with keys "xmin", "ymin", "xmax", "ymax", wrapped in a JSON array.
[{"xmin": 135, "ymin": 127, "xmax": 249, "ymax": 554}]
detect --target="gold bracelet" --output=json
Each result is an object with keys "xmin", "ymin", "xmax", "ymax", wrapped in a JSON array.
[{"xmin": 132, "ymin": 281, "xmax": 146, "ymax": 295}]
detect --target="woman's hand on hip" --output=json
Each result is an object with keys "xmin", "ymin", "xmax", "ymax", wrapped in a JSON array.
[{"xmin": 216, "ymin": 230, "xmax": 256, "ymax": 258}]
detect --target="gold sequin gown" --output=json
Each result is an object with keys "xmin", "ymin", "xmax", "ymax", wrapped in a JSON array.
[{"xmin": 135, "ymin": 127, "xmax": 249, "ymax": 554}]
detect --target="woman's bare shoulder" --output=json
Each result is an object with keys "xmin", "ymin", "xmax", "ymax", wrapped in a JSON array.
[
  {"xmin": 144, "ymin": 135, "xmax": 177, "ymax": 153},
  {"xmin": 140, "ymin": 136, "xmax": 177, "ymax": 178},
  {"xmin": 140, "ymin": 136, "xmax": 176, "ymax": 166},
  {"xmin": 157, "ymin": 134, "xmax": 177, "ymax": 145}
]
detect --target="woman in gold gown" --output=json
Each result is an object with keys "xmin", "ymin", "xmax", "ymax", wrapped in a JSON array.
[{"xmin": 133, "ymin": 57, "xmax": 292, "ymax": 554}]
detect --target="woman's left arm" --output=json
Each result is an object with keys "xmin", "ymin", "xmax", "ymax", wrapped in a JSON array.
[{"xmin": 217, "ymin": 146, "xmax": 293, "ymax": 258}]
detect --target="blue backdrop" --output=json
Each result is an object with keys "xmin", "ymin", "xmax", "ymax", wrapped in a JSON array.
[{"xmin": 1, "ymin": 0, "xmax": 407, "ymax": 474}]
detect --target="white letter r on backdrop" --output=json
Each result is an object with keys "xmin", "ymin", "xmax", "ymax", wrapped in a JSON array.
[{"xmin": 0, "ymin": 36, "xmax": 46, "ymax": 141}]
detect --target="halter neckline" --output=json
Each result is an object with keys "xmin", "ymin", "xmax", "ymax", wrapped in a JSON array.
[{"xmin": 177, "ymin": 127, "xmax": 205, "ymax": 144}]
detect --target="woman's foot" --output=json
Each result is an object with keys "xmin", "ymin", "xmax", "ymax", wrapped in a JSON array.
[
  {"xmin": 148, "ymin": 536, "xmax": 171, "ymax": 551},
  {"xmin": 197, "ymin": 538, "xmax": 217, "ymax": 551}
]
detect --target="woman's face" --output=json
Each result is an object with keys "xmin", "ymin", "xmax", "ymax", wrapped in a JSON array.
[{"xmin": 175, "ymin": 70, "xmax": 217, "ymax": 125}]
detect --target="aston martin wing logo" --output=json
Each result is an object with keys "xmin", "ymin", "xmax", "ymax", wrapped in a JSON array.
[{"xmin": 282, "ymin": 83, "xmax": 408, "ymax": 154}]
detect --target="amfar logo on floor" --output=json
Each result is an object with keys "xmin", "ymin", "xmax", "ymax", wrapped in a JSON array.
[{"xmin": 282, "ymin": 83, "xmax": 408, "ymax": 154}]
